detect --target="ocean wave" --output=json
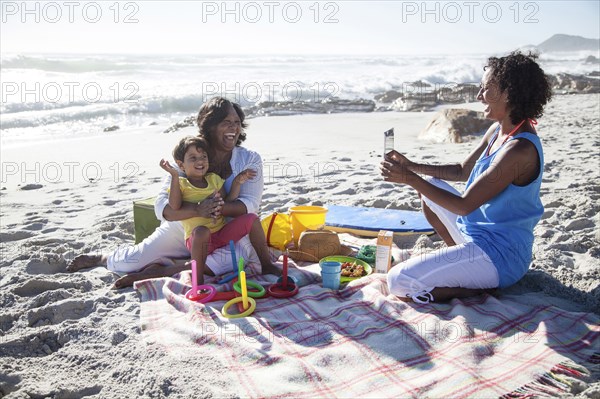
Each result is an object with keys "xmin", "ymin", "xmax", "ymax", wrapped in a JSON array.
[
  {"xmin": 1, "ymin": 53, "xmax": 357, "ymax": 73},
  {"xmin": 2, "ymin": 52, "xmax": 594, "ymax": 142},
  {"xmin": 422, "ymin": 64, "xmax": 483, "ymax": 86},
  {"xmin": 1, "ymin": 103, "xmax": 128, "ymax": 129},
  {"xmin": 0, "ymin": 93, "xmax": 217, "ymax": 129},
  {"xmin": 0, "ymin": 54, "xmax": 153, "ymax": 73},
  {"xmin": 539, "ymin": 50, "xmax": 600, "ymax": 61},
  {"xmin": 2, "ymin": 99, "xmax": 114, "ymax": 114}
]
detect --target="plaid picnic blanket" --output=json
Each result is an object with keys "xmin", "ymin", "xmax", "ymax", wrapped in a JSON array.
[{"xmin": 134, "ymin": 265, "xmax": 599, "ymax": 398}]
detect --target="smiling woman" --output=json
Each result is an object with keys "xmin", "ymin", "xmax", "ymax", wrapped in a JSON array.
[
  {"xmin": 381, "ymin": 51, "xmax": 553, "ymax": 303},
  {"xmin": 68, "ymin": 97, "xmax": 281, "ymax": 287},
  {"xmin": 195, "ymin": 100, "xmax": 248, "ymax": 188}
]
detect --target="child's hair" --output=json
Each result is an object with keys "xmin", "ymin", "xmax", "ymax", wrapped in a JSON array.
[{"xmin": 172, "ymin": 136, "xmax": 210, "ymax": 162}]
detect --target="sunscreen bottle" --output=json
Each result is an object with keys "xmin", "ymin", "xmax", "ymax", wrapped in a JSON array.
[{"xmin": 375, "ymin": 230, "xmax": 393, "ymax": 273}]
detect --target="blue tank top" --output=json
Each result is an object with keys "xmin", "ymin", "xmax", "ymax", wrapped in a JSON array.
[{"xmin": 457, "ymin": 131, "xmax": 544, "ymax": 288}]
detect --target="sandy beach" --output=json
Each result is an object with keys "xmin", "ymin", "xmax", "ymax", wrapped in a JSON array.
[{"xmin": 1, "ymin": 93, "xmax": 599, "ymax": 397}]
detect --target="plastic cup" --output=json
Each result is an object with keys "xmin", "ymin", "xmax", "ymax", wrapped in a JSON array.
[
  {"xmin": 320, "ymin": 261, "xmax": 342, "ymax": 273},
  {"xmin": 321, "ymin": 270, "xmax": 341, "ymax": 290}
]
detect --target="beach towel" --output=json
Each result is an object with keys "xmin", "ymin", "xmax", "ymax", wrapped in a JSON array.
[{"xmin": 134, "ymin": 265, "xmax": 599, "ymax": 398}]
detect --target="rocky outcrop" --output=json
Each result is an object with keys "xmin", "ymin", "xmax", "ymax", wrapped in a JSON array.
[
  {"xmin": 244, "ymin": 98, "xmax": 375, "ymax": 117},
  {"xmin": 436, "ymin": 84, "xmax": 479, "ymax": 103},
  {"xmin": 390, "ymin": 94, "xmax": 437, "ymax": 112},
  {"xmin": 163, "ymin": 115, "xmax": 196, "ymax": 134},
  {"xmin": 162, "ymin": 71, "xmax": 598, "ymax": 134},
  {"xmin": 374, "ymin": 90, "xmax": 402, "ymax": 103},
  {"xmin": 387, "ymin": 83, "xmax": 479, "ymax": 112},
  {"xmin": 418, "ymin": 109, "xmax": 493, "ymax": 143},
  {"xmin": 163, "ymin": 99, "xmax": 376, "ymax": 133},
  {"xmin": 549, "ymin": 73, "xmax": 600, "ymax": 94}
]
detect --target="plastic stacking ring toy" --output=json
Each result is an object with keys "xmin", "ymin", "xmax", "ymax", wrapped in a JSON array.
[
  {"xmin": 267, "ymin": 282, "xmax": 299, "ymax": 298},
  {"xmin": 222, "ymin": 297, "xmax": 256, "ymax": 319},
  {"xmin": 217, "ymin": 240, "xmax": 241, "ymax": 284},
  {"xmin": 268, "ymin": 253, "xmax": 298, "ymax": 298},
  {"xmin": 233, "ymin": 280, "xmax": 266, "ymax": 298},
  {"xmin": 276, "ymin": 275, "xmax": 299, "ymax": 286},
  {"xmin": 216, "ymin": 272, "xmax": 237, "ymax": 285},
  {"xmin": 186, "ymin": 284, "xmax": 216, "ymax": 303}
]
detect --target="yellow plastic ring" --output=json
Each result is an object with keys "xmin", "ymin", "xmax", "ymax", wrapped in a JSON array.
[
  {"xmin": 222, "ymin": 297, "xmax": 256, "ymax": 319},
  {"xmin": 233, "ymin": 280, "xmax": 266, "ymax": 298}
]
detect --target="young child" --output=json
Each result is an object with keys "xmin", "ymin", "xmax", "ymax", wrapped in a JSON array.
[{"xmin": 160, "ymin": 136, "xmax": 280, "ymax": 284}]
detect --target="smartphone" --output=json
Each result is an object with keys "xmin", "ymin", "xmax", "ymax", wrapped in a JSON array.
[{"xmin": 383, "ymin": 128, "xmax": 394, "ymax": 156}]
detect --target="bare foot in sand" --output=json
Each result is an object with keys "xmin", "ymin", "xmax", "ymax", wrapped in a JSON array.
[
  {"xmin": 67, "ymin": 254, "xmax": 107, "ymax": 272},
  {"xmin": 112, "ymin": 262, "xmax": 191, "ymax": 289},
  {"xmin": 261, "ymin": 263, "xmax": 282, "ymax": 276}
]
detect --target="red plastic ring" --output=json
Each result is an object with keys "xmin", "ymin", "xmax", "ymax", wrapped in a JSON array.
[
  {"xmin": 267, "ymin": 283, "xmax": 299, "ymax": 298},
  {"xmin": 186, "ymin": 284, "xmax": 217, "ymax": 303}
]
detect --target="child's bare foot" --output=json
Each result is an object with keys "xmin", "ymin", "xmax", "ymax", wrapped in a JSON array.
[
  {"xmin": 67, "ymin": 254, "xmax": 106, "ymax": 272},
  {"xmin": 261, "ymin": 263, "xmax": 282, "ymax": 276}
]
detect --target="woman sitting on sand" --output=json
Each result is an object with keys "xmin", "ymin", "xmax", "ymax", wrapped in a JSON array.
[
  {"xmin": 68, "ymin": 97, "xmax": 280, "ymax": 287},
  {"xmin": 160, "ymin": 136, "xmax": 275, "ymax": 285},
  {"xmin": 381, "ymin": 51, "xmax": 552, "ymax": 303}
]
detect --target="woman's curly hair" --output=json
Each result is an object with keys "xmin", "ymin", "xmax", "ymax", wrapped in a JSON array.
[
  {"xmin": 196, "ymin": 97, "xmax": 248, "ymax": 146},
  {"xmin": 485, "ymin": 51, "xmax": 553, "ymax": 124}
]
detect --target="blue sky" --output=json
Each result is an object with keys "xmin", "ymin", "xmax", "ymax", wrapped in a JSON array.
[{"xmin": 1, "ymin": 1, "xmax": 599, "ymax": 55}]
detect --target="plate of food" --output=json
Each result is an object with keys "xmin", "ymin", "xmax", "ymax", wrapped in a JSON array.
[{"xmin": 319, "ymin": 256, "xmax": 372, "ymax": 283}]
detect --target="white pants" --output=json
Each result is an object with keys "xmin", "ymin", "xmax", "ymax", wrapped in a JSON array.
[
  {"xmin": 387, "ymin": 178, "xmax": 499, "ymax": 303},
  {"xmin": 107, "ymin": 220, "xmax": 260, "ymax": 275}
]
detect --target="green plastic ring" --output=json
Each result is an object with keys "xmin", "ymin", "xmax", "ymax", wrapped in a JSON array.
[{"xmin": 233, "ymin": 280, "xmax": 266, "ymax": 298}]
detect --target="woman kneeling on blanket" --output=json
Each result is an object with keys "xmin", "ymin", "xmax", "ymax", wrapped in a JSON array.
[{"xmin": 381, "ymin": 51, "xmax": 552, "ymax": 303}]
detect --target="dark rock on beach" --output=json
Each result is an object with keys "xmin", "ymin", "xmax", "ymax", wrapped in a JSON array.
[
  {"xmin": 549, "ymin": 73, "xmax": 600, "ymax": 94},
  {"xmin": 436, "ymin": 84, "xmax": 480, "ymax": 104},
  {"xmin": 388, "ymin": 83, "xmax": 479, "ymax": 112},
  {"xmin": 419, "ymin": 109, "xmax": 493, "ymax": 143},
  {"xmin": 374, "ymin": 90, "xmax": 403, "ymax": 103},
  {"xmin": 163, "ymin": 116, "xmax": 196, "ymax": 134},
  {"xmin": 244, "ymin": 98, "xmax": 376, "ymax": 117},
  {"xmin": 20, "ymin": 184, "xmax": 44, "ymax": 191},
  {"xmin": 162, "ymin": 72, "xmax": 598, "ymax": 134},
  {"xmin": 412, "ymin": 80, "xmax": 431, "ymax": 88},
  {"xmin": 390, "ymin": 93, "xmax": 437, "ymax": 112}
]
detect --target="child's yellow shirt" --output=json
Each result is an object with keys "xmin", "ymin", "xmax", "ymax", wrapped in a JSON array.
[{"xmin": 174, "ymin": 173, "xmax": 226, "ymax": 239}]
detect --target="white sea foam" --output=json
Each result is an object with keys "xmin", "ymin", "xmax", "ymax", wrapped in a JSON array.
[{"xmin": 1, "ymin": 52, "xmax": 598, "ymax": 146}]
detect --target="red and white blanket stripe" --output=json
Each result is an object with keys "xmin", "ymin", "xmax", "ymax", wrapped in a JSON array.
[{"xmin": 134, "ymin": 264, "xmax": 599, "ymax": 398}]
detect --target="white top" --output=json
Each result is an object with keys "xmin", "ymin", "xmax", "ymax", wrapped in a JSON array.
[{"xmin": 155, "ymin": 146, "xmax": 264, "ymax": 221}]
